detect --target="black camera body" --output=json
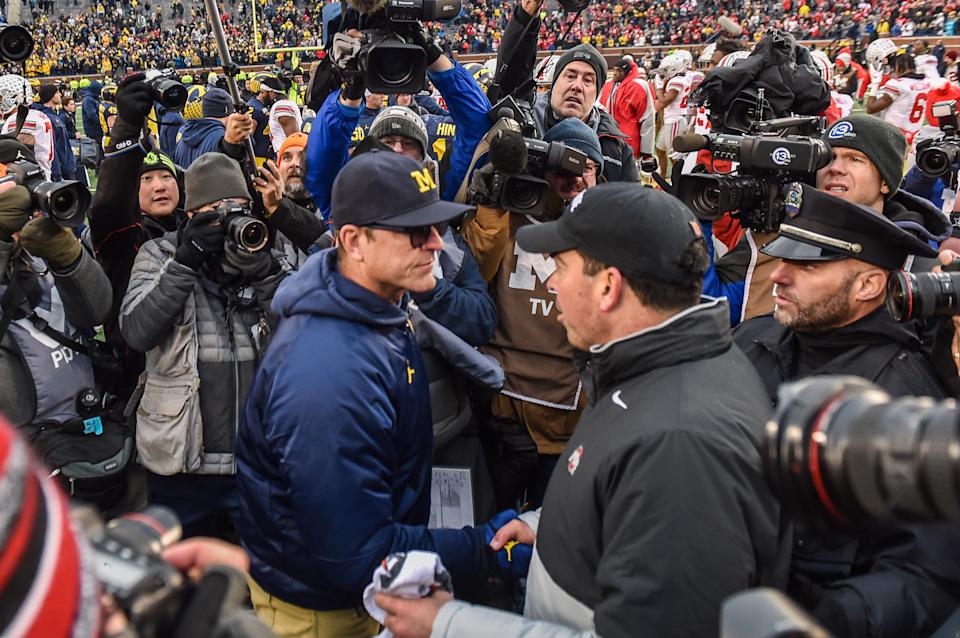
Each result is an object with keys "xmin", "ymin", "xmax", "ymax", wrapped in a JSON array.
[
  {"xmin": 144, "ymin": 68, "xmax": 188, "ymax": 111},
  {"xmin": 491, "ymin": 139, "xmax": 586, "ymax": 216},
  {"xmin": 672, "ymin": 117, "xmax": 830, "ymax": 233},
  {"xmin": 385, "ymin": 0, "xmax": 461, "ymax": 21},
  {"xmin": 916, "ymin": 100, "xmax": 960, "ymax": 178},
  {"xmin": 0, "ymin": 160, "xmax": 91, "ymax": 227},
  {"xmin": 216, "ymin": 202, "xmax": 269, "ymax": 253}
]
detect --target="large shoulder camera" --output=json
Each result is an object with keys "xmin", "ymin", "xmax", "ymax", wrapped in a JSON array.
[
  {"xmin": 916, "ymin": 100, "xmax": 960, "ymax": 178},
  {"xmin": 672, "ymin": 116, "xmax": 831, "ymax": 233},
  {"xmin": 0, "ymin": 160, "xmax": 91, "ymax": 227},
  {"xmin": 344, "ymin": 0, "xmax": 461, "ymax": 94}
]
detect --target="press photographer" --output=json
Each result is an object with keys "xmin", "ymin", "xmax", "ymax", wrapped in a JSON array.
[
  {"xmin": 119, "ymin": 152, "xmax": 288, "ymax": 540},
  {"xmin": 732, "ymin": 186, "xmax": 960, "ymax": 638}
]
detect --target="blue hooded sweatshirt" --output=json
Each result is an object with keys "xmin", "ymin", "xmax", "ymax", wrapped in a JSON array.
[
  {"xmin": 173, "ymin": 118, "xmax": 225, "ymax": 168},
  {"xmin": 79, "ymin": 81, "xmax": 103, "ymax": 143},
  {"xmin": 236, "ymin": 249, "xmax": 491, "ymax": 610}
]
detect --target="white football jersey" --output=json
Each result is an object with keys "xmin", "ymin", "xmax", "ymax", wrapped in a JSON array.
[
  {"xmin": 269, "ymin": 99, "xmax": 303, "ymax": 153},
  {"xmin": 2, "ymin": 110, "xmax": 54, "ymax": 180},
  {"xmin": 663, "ymin": 74, "xmax": 692, "ymax": 124},
  {"xmin": 879, "ymin": 76, "xmax": 930, "ymax": 137}
]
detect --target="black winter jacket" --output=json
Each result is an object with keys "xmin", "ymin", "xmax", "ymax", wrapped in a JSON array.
[
  {"xmin": 734, "ymin": 309, "xmax": 960, "ymax": 638},
  {"xmin": 528, "ymin": 298, "xmax": 788, "ymax": 638}
]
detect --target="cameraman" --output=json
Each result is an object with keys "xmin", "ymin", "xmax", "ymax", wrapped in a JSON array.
[
  {"xmin": 703, "ymin": 115, "xmax": 950, "ymax": 323},
  {"xmin": 304, "ymin": 24, "xmax": 492, "ymax": 214},
  {"xmin": 463, "ymin": 118, "xmax": 603, "ymax": 510},
  {"xmin": 490, "ymin": 0, "xmax": 638, "ymax": 183},
  {"xmin": 119, "ymin": 153, "xmax": 287, "ymax": 539},
  {"xmin": 733, "ymin": 187, "xmax": 960, "ymax": 638}
]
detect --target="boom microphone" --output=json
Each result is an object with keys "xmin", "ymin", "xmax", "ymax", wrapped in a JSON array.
[
  {"xmin": 718, "ymin": 16, "xmax": 743, "ymax": 37},
  {"xmin": 346, "ymin": 0, "xmax": 388, "ymax": 14},
  {"xmin": 489, "ymin": 126, "xmax": 528, "ymax": 175},
  {"xmin": 672, "ymin": 133, "xmax": 712, "ymax": 154}
]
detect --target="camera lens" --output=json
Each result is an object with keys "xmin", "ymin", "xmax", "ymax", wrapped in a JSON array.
[
  {"xmin": 0, "ymin": 25, "xmax": 35, "ymax": 63},
  {"xmin": 225, "ymin": 214, "xmax": 269, "ymax": 252},
  {"xmin": 886, "ymin": 270, "xmax": 960, "ymax": 321},
  {"xmin": 363, "ymin": 39, "xmax": 426, "ymax": 93},
  {"xmin": 917, "ymin": 147, "xmax": 951, "ymax": 176},
  {"xmin": 106, "ymin": 505, "xmax": 182, "ymax": 555},
  {"xmin": 765, "ymin": 376, "xmax": 960, "ymax": 528},
  {"xmin": 502, "ymin": 175, "xmax": 546, "ymax": 214},
  {"xmin": 31, "ymin": 180, "xmax": 91, "ymax": 228}
]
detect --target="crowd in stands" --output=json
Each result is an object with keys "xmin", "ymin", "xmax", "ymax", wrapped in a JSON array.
[{"xmin": 8, "ymin": 0, "xmax": 955, "ymax": 78}]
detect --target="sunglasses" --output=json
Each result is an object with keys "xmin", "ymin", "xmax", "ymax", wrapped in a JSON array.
[{"xmin": 368, "ymin": 222, "xmax": 449, "ymax": 249}]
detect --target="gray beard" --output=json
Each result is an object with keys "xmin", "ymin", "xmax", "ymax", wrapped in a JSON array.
[{"xmin": 284, "ymin": 182, "xmax": 309, "ymax": 201}]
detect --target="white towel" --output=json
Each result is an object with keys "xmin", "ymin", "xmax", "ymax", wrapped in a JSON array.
[{"xmin": 362, "ymin": 551, "xmax": 453, "ymax": 638}]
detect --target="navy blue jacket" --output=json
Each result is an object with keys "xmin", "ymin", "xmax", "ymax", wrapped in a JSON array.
[
  {"xmin": 33, "ymin": 103, "xmax": 75, "ymax": 180},
  {"xmin": 155, "ymin": 104, "xmax": 184, "ymax": 159},
  {"xmin": 79, "ymin": 82, "xmax": 103, "ymax": 143},
  {"xmin": 59, "ymin": 108, "xmax": 77, "ymax": 140},
  {"xmin": 174, "ymin": 118, "xmax": 225, "ymax": 168},
  {"xmin": 236, "ymin": 250, "xmax": 491, "ymax": 610}
]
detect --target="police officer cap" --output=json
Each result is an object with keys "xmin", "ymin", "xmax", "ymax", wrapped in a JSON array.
[{"xmin": 761, "ymin": 184, "xmax": 937, "ymax": 270}]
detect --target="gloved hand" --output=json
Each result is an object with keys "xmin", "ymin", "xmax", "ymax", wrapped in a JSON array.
[
  {"xmin": 868, "ymin": 62, "xmax": 884, "ymax": 88},
  {"xmin": 19, "ymin": 216, "xmax": 82, "ymax": 269},
  {"xmin": 221, "ymin": 241, "xmax": 279, "ymax": 283},
  {"xmin": 481, "ymin": 509, "xmax": 532, "ymax": 579},
  {"xmin": 332, "ymin": 32, "xmax": 363, "ymax": 72},
  {"xmin": 0, "ymin": 185, "xmax": 33, "ymax": 242},
  {"xmin": 405, "ymin": 26, "xmax": 444, "ymax": 66},
  {"xmin": 115, "ymin": 78, "xmax": 154, "ymax": 129},
  {"xmin": 175, "ymin": 211, "xmax": 226, "ymax": 270},
  {"xmin": 468, "ymin": 163, "xmax": 499, "ymax": 205}
]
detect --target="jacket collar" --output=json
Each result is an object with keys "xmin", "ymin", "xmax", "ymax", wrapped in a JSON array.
[
  {"xmin": 757, "ymin": 306, "xmax": 921, "ymax": 353},
  {"xmin": 574, "ymin": 297, "xmax": 731, "ymax": 401}
]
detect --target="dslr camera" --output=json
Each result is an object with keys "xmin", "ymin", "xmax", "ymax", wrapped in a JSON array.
[
  {"xmin": 215, "ymin": 202, "xmax": 269, "ymax": 253},
  {"xmin": 672, "ymin": 116, "xmax": 831, "ymax": 232},
  {"xmin": 916, "ymin": 100, "xmax": 960, "ymax": 178},
  {"xmin": 345, "ymin": 0, "xmax": 462, "ymax": 93},
  {"xmin": 144, "ymin": 69, "xmax": 188, "ymax": 111},
  {"xmin": 0, "ymin": 160, "xmax": 91, "ymax": 227}
]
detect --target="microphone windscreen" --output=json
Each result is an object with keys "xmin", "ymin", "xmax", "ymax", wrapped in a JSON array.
[
  {"xmin": 718, "ymin": 16, "xmax": 743, "ymax": 37},
  {"xmin": 672, "ymin": 133, "xmax": 711, "ymax": 153},
  {"xmin": 489, "ymin": 127, "xmax": 528, "ymax": 175},
  {"xmin": 346, "ymin": 0, "xmax": 388, "ymax": 14}
]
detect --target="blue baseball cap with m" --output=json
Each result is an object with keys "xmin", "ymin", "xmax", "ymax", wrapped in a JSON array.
[{"xmin": 331, "ymin": 150, "xmax": 473, "ymax": 229}]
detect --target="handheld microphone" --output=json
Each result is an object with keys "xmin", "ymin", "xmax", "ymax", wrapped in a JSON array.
[{"xmin": 489, "ymin": 127, "xmax": 528, "ymax": 175}]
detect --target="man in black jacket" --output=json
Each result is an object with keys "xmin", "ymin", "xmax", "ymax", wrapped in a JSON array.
[
  {"xmin": 375, "ymin": 184, "xmax": 787, "ymax": 638},
  {"xmin": 734, "ymin": 186, "xmax": 960, "ymax": 638},
  {"xmin": 490, "ymin": 1, "xmax": 638, "ymax": 183}
]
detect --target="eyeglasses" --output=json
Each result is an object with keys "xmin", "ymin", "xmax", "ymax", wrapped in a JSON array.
[
  {"xmin": 368, "ymin": 222, "xmax": 448, "ymax": 249},
  {"xmin": 379, "ymin": 136, "xmax": 421, "ymax": 153},
  {"xmin": 556, "ymin": 162, "xmax": 599, "ymax": 179}
]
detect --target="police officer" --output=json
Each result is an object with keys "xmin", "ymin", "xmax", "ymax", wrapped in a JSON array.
[{"xmin": 734, "ymin": 185, "xmax": 960, "ymax": 638}]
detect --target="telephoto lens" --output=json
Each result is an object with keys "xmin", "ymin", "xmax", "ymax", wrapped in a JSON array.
[
  {"xmin": 764, "ymin": 376, "xmax": 960, "ymax": 529},
  {"xmin": 886, "ymin": 270, "xmax": 960, "ymax": 321},
  {"xmin": 0, "ymin": 25, "xmax": 34, "ymax": 62}
]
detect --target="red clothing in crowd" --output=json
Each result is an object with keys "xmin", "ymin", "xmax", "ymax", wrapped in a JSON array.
[{"xmin": 599, "ymin": 62, "xmax": 656, "ymax": 157}]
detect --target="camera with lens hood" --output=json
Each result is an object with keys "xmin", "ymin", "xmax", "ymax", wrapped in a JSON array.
[
  {"xmin": 0, "ymin": 160, "xmax": 91, "ymax": 227},
  {"xmin": 144, "ymin": 68, "xmax": 188, "ymax": 111},
  {"xmin": 215, "ymin": 202, "xmax": 269, "ymax": 253},
  {"xmin": 671, "ymin": 116, "xmax": 831, "ymax": 233},
  {"xmin": 916, "ymin": 100, "xmax": 960, "ymax": 178}
]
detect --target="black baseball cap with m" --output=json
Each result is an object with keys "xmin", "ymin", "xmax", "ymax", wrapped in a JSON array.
[
  {"xmin": 331, "ymin": 149, "xmax": 473, "ymax": 229},
  {"xmin": 516, "ymin": 183, "xmax": 707, "ymax": 284}
]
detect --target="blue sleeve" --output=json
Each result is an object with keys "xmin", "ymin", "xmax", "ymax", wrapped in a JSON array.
[
  {"xmin": 305, "ymin": 89, "xmax": 359, "ymax": 221},
  {"xmin": 428, "ymin": 62, "xmax": 492, "ymax": 201},
  {"xmin": 903, "ymin": 165, "xmax": 944, "ymax": 210},
  {"xmin": 57, "ymin": 120, "xmax": 76, "ymax": 175},
  {"xmin": 415, "ymin": 93, "xmax": 448, "ymax": 116},
  {"xmin": 266, "ymin": 334, "xmax": 490, "ymax": 594},
  {"xmin": 410, "ymin": 233, "xmax": 497, "ymax": 346},
  {"xmin": 700, "ymin": 220, "xmax": 745, "ymax": 327}
]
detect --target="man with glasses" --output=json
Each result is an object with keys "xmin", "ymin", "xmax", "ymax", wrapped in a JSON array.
[{"xmin": 236, "ymin": 150, "xmax": 508, "ymax": 638}]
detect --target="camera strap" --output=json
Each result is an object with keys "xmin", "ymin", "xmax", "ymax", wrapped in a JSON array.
[{"xmin": 455, "ymin": 117, "xmax": 526, "ymax": 203}]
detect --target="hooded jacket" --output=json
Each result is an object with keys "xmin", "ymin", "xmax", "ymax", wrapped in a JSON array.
[
  {"xmin": 79, "ymin": 81, "xmax": 103, "ymax": 143},
  {"xmin": 599, "ymin": 64, "xmax": 656, "ymax": 158},
  {"xmin": 431, "ymin": 298, "xmax": 788, "ymax": 638},
  {"xmin": 533, "ymin": 93, "xmax": 639, "ymax": 183},
  {"xmin": 173, "ymin": 117, "xmax": 226, "ymax": 168},
  {"xmin": 734, "ymin": 309, "xmax": 960, "ymax": 638},
  {"xmin": 236, "ymin": 249, "xmax": 492, "ymax": 611}
]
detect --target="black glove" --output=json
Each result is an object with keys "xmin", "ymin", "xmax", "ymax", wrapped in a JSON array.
[
  {"xmin": 176, "ymin": 211, "xmax": 226, "ymax": 269},
  {"xmin": 221, "ymin": 241, "xmax": 279, "ymax": 283},
  {"xmin": 342, "ymin": 74, "xmax": 366, "ymax": 101},
  {"xmin": 406, "ymin": 26, "xmax": 444, "ymax": 66},
  {"xmin": 115, "ymin": 76, "xmax": 153, "ymax": 129}
]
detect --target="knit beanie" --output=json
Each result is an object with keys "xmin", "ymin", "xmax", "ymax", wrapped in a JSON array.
[
  {"xmin": 140, "ymin": 150, "xmax": 178, "ymax": 179},
  {"xmin": 552, "ymin": 44, "xmax": 608, "ymax": 88},
  {"xmin": 369, "ymin": 105, "xmax": 429, "ymax": 158},
  {"xmin": 824, "ymin": 115, "xmax": 907, "ymax": 196},
  {"xmin": 202, "ymin": 87, "xmax": 232, "ymax": 119},
  {"xmin": 0, "ymin": 416, "xmax": 99, "ymax": 638},
  {"xmin": 37, "ymin": 84, "xmax": 58, "ymax": 104},
  {"xmin": 278, "ymin": 132, "xmax": 308, "ymax": 161},
  {"xmin": 184, "ymin": 152, "xmax": 250, "ymax": 211},
  {"xmin": 544, "ymin": 117, "xmax": 604, "ymax": 173}
]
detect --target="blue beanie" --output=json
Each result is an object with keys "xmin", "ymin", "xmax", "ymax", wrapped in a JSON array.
[
  {"xmin": 202, "ymin": 88, "xmax": 232, "ymax": 119},
  {"xmin": 545, "ymin": 117, "xmax": 604, "ymax": 173}
]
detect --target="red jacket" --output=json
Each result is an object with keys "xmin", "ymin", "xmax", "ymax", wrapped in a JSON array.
[{"xmin": 600, "ymin": 65, "xmax": 656, "ymax": 157}]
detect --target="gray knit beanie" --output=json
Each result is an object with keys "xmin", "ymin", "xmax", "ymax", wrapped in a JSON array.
[
  {"xmin": 553, "ymin": 44, "xmax": 608, "ymax": 88},
  {"xmin": 823, "ymin": 115, "xmax": 907, "ymax": 196},
  {"xmin": 369, "ymin": 106, "xmax": 429, "ymax": 158},
  {"xmin": 184, "ymin": 153, "xmax": 250, "ymax": 211}
]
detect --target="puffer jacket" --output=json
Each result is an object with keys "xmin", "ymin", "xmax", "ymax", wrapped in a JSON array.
[
  {"xmin": 119, "ymin": 233, "xmax": 286, "ymax": 475},
  {"xmin": 236, "ymin": 249, "xmax": 493, "ymax": 611}
]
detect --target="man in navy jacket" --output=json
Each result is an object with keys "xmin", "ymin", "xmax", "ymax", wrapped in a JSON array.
[{"xmin": 237, "ymin": 151, "xmax": 501, "ymax": 638}]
